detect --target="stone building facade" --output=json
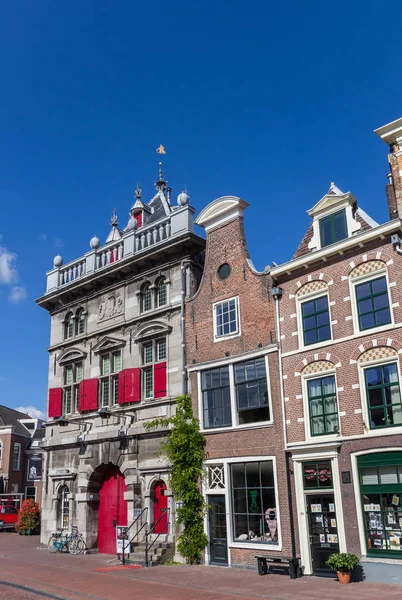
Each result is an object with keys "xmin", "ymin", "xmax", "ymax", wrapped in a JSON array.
[
  {"xmin": 186, "ymin": 196, "xmax": 295, "ymax": 568},
  {"xmin": 271, "ymin": 116, "xmax": 402, "ymax": 582},
  {"xmin": 37, "ymin": 173, "xmax": 204, "ymax": 554}
]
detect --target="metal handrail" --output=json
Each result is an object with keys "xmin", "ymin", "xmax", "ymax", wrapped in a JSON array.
[
  {"xmin": 145, "ymin": 508, "xmax": 170, "ymax": 568},
  {"xmin": 121, "ymin": 507, "xmax": 148, "ymax": 566}
]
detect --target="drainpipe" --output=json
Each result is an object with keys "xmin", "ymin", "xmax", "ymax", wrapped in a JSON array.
[{"xmin": 271, "ymin": 286, "xmax": 297, "ymax": 558}]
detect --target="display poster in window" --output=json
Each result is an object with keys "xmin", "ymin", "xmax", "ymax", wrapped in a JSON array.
[
  {"xmin": 116, "ymin": 526, "xmax": 129, "ymax": 556},
  {"xmin": 364, "ymin": 503, "xmax": 381, "ymax": 512},
  {"xmin": 389, "ymin": 535, "xmax": 401, "ymax": 550},
  {"xmin": 331, "ymin": 519, "xmax": 337, "ymax": 528},
  {"xmin": 328, "ymin": 503, "xmax": 335, "ymax": 512},
  {"xmin": 319, "ymin": 534, "xmax": 326, "ymax": 543},
  {"xmin": 27, "ymin": 454, "xmax": 42, "ymax": 481},
  {"xmin": 392, "ymin": 495, "xmax": 400, "ymax": 506},
  {"xmin": 310, "ymin": 504, "xmax": 321, "ymax": 513},
  {"xmin": 327, "ymin": 534, "xmax": 338, "ymax": 543}
]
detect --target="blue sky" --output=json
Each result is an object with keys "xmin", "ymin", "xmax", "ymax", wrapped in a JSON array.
[{"xmin": 1, "ymin": 1, "xmax": 401, "ymax": 417}]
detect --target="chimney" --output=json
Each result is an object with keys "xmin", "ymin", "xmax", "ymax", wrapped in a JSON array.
[{"xmin": 374, "ymin": 117, "xmax": 402, "ymax": 220}]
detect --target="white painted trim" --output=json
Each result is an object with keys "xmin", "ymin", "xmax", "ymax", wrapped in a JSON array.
[
  {"xmin": 301, "ymin": 368, "xmax": 341, "ymax": 441},
  {"xmin": 295, "ymin": 289, "xmax": 333, "ymax": 352},
  {"xmin": 349, "ymin": 268, "xmax": 394, "ymax": 336},
  {"xmin": 187, "ymin": 345, "xmax": 277, "ymax": 372},
  {"xmin": 212, "ymin": 296, "xmax": 241, "ymax": 343}
]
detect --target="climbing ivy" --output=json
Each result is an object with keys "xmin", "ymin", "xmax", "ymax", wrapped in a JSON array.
[{"xmin": 145, "ymin": 394, "xmax": 208, "ymax": 564}]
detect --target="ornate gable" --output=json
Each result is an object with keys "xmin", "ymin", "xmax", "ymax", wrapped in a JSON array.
[
  {"xmin": 132, "ymin": 320, "xmax": 172, "ymax": 343},
  {"xmin": 92, "ymin": 336, "xmax": 126, "ymax": 354},
  {"xmin": 57, "ymin": 347, "xmax": 87, "ymax": 365}
]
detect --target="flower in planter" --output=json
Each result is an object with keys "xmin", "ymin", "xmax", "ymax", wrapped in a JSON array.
[
  {"xmin": 16, "ymin": 499, "xmax": 41, "ymax": 535},
  {"xmin": 326, "ymin": 552, "xmax": 360, "ymax": 573}
]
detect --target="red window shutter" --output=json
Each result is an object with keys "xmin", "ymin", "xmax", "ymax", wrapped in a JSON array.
[
  {"xmin": 119, "ymin": 368, "xmax": 141, "ymax": 404},
  {"xmin": 154, "ymin": 362, "xmax": 167, "ymax": 399},
  {"xmin": 134, "ymin": 211, "xmax": 143, "ymax": 228},
  {"xmin": 79, "ymin": 379, "xmax": 99, "ymax": 412},
  {"xmin": 48, "ymin": 388, "xmax": 62, "ymax": 418}
]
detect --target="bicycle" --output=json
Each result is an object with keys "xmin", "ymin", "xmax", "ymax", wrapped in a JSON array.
[{"xmin": 47, "ymin": 526, "xmax": 85, "ymax": 555}]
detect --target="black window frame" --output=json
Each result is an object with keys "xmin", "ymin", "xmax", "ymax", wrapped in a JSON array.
[
  {"xmin": 234, "ymin": 357, "xmax": 270, "ymax": 424},
  {"xmin": 355, "ymin": 276, "xmax": 391, "ymax": 331},
  {"xmin": 319, "ymin": 209, "xmax": 347, "ymax": 248},
  {"xmin": 201, "ymin": 366, "xmax": 231, "ymax": 429},
  {"xmin": 301, "ymin": 295, "xmax": 331, "ymax": 346},
  {"xmin": 364, "ymin": 362, "xmax": 402, "ymax": 429},
  {"xmin": 307, "ymin": 375, "xmax": 339, "ymax": 436}
]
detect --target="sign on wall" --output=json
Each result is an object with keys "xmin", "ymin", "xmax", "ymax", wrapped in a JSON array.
[
  {"xmin": 27, "ymin": 454, "xmax": 42, "ymax": 481},
  {"xmin": 116, "ymin": 526, "xmax": 129, "ymax": 556}
]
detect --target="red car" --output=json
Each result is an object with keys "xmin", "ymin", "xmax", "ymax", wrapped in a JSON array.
[{"xmin": 0, "ymin": 505, "xmax": 19, "ymax": 531}]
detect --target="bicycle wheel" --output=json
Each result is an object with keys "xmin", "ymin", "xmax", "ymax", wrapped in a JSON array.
[
  {"xmin": 47, "ymin": 534, "xmax": 59, "ymax": 553},
  {"xmin": 71, "ymin": 536, "xmax": 85, "ymax": 555}
]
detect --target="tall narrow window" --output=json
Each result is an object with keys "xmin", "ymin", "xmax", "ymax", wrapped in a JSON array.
[
  {"xmin": 365, "ymin": 363, "xmax": 402, "ymax": 428},
  {"xmin": 65, "ymin": 313, "xmax": 75, "ymax": 339},
  {"xmin": 307, "ymin": 376, "xmax": 339, "ymax": 435},
  {"xmin": 235, "ymin": 358, "xmax": 269, "ymax": 424},
  {"xmin": 76, "ymin": 309, "xmax": 86, "ymax": 335},
  {"xmin": 319, "ymin": 209, "xmax": 347, "ymax": 248},
  {"xmin": 157, "ymin": 279, "xmax": 167, "ymax": 307},
  {"xmin": 58, "ymin": 485, "xmax": 70, "ymax": 529},
  {"xmin": 63, "ymin": 362, "xmax": 83, "ymax": 414},
  {"xmin": 141, "ymin": 337, "xmax": 166, "ymax": 399},
  {"xmin": 214, "ymin": 297, "xmax": 239, "ymax": 340},
  {"xmin": 100, "ymin": 351, "xmax": 122, "ymax": 407},
  {"xmin": 301, "ymin": 296, "xmax": 331, "ymax": 346},
  {"xmin": 141, "ymin": 284, "xmax": 152, "ymax": 313},
  {"xmin": 355, "ymin": 276, "xmax": 391, "ymax": 331},
  {"xmin": 0, "ymin": 442, "xmax": 3, "ymax": 467},
  {"xmin": 202, "ymin": 366, "xmax": 231, "ymax": 429},
  {"xmin": 12, "ymin": 443, "xmax": 21, "ymax": 471}
]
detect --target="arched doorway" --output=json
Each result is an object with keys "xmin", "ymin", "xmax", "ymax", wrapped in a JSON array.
[
  {"xmin": 153, "ymin": 480, "xmax": 168, "ymax": 534},
  {"xmin": 98, "ymin": 466, "xmax": 128, "ymax": 554}
]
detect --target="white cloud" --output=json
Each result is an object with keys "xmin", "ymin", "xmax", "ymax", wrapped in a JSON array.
[
  {"xmin": 15, "ymin": 405, "xmax": 46, "ymax": 420},
  {"xmin": 54, "ymin": 238, "xmax": 63, "ymax": 248},
  {"xmin": 39, "ymin": 233, "xmax": 47, "ymax": 241},
  {"xmin": 9, "ymin": 286, "xmax": 27, "ymax": 303},
  {"xmin": 0, "ymin": 246, "xmax": 18, "ymax": 284}
]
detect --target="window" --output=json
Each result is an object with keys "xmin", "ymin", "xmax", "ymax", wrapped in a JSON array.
[
  {"xmin": 141, "ymin": 284, "xmax": 153, "ymax": 313},
  {"xmin": 231, "ymin": 461, "xmax": 278, "ymax": 544},
  {"xmin": 307, "ymin": 376, "xmax": 339, "ymax": 436},
  {"xmin": 100, "ymin": 351, "xmax": 121, "ymax": 407},
  {"xmin": 217, "ymin": 263, "xmax": 231, "ymax": 280},
  {"xmin": 76, "ymin": 309, "xmax": 86, "ymax": 335},
  {"xmin": 214, "ymin": 297, "xmax": 239, "ymax": 340},
  {"xmin": 202, "ymin": 366, "xmax": 231, "ymax": 429},
  {"xmin": 301, "ymin": 295, "xmax": 331, "ymax": 346},
  {"xmin": 235, "ymin": 358, "xmax": 269, "ymax": 425},
  {"xmin": 12, "ymin": 443, "xmax": 21, "ymax": 471},
  {"xmin": 58, "ymin": 485, "xmax": 70, "ymax": 530},
  {"xmin": 63, "ymin": 362, "xmax": 83, "ymax": 414},
  {"xmin": 64, "ymin": 313, "xmax": 74, "ymax": 339},
  {"xmin": 141, "ymin": 338, "xmax": 166, "ymax": 399},
  {"xmin": 25, "ymin": 487, "xmax": 36, "ymax": 501},
  {"xmin": 157, "ymin": 279, "xmax": 167, "ymax": 307},
  {"xmin": 319, "ymin": 209, "xmax": 347, "ymax": 248},
  {"xmin": 355, "ymin": 276, "xmax": 391, "ymax": 331},
  {"xmin": 358, "ymin": 452, "xmax": 402, "ymax": 557},
  {"xmin": 364, "ymin": 363, "xmax": 402, "ymax": 429},
  {"xmin": 0, "ymin": 442, "xmax": 2, "ymax": 467},
  {"xmin": 303, "ymin": 461, "xmax": 332, "ymax": 489},
  {"xmin": 201, "ymin": 357, "xmax": 271, "ymax": 430}
]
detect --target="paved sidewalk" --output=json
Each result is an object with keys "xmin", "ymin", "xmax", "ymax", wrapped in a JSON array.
[{"xmin": 1, "ymin": 533, "xmax": 402, "ymax": 599}]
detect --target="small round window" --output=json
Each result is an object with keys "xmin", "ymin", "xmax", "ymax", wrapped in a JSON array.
[{"xmin": 217, "ymin": 263, "xmax": 231, "ymax": 280}]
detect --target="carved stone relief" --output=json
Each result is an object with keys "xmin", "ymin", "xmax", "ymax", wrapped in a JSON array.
[{"xmin": 97, "ymin": 292, "xmax": 124, "ymax": 322}]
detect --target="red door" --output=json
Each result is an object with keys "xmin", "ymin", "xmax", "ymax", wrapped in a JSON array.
[
  {"xmin": 98, "ymin": 467, "xmax": 128, "ymax": 554},
  {"xmin": 154, "ymin": 481, "xmax": 168, "ymax": 534}
]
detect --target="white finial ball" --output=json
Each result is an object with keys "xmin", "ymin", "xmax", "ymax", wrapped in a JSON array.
[
  {"xmin": 90, "ymin": 236, "xmax": 100, "ymax": 249},
  {"xmin": 127, "ymin": 216, "xmax": 138, "ymax": 231},
  {"xmin": 53, "ymin": 254, "xmax": 63, "ymax": 268},
  {"xmin": 177, "ymin": 191, "xmax": 190, "ymax": 206}
]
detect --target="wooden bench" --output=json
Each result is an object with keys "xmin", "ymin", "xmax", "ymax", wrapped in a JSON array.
[{"xmin": 255, "ymin": 555, "xmax": 301, "ymax": 578}]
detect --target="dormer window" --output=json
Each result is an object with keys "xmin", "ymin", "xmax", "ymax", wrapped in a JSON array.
[{"xmin": 319, "ymin": 209, "xmax": 347, "ymax": 248}]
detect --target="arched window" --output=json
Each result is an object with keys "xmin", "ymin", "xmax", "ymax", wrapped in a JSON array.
[
  {"xmin": 76, "ymin": 309, "xmax": 86, "ymax": 336},
  {"xmin": 141, "ymin": 284, "xmax": 152, "ymax": 313},
  {"xmin": 58, "ymin": 485, "xmax": 70, "ymax": 530},
  {"xmin": 157, "ymin": 279, "xmax": 167, "ymax": 308},
  {"xmin": 65, "ymin": 313, "xmax": 74, "ymax": 340}
]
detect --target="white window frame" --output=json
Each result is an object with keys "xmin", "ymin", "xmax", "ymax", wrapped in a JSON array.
[
  {"xmin": 63, "ymin": 361, "xmax": 83, "ymax": 415},
  {"xmin": 156, "ymin": 278, "xmax": 168, "ymax": 308},
  {"xmin": 203, "ymin": 455, "xmax": 282, "ymax": 560},
  {"xmin": 75, "ymin": 309, "xmax": 86, "ymax": 336},
  {"xmin": 141, "ymin": 337, "xmax": 167, "ymax": 400},
  {"xmin": 302, "ymin": 368, "xmax": 341, "ymax": 441},
  {"xmin": 357, "ymin": 356, "xmax": 402, "ymax": 436},
  {"xmin": 141, "ymin": 283, "xmax": 153, "ymax": 314},
  {"xmin": 296, "ymin": 288, "xmax": 333, "ymax": 351},
  {"xmin": 349, "ymin": 268, "xmax": 394, "ymax": 336},
  {"xmin": 213, "ymin": 296, "xmax": 241, "ymax": 342},
  {"xmin": 99, "ymin": 350, "xmax": 122, "ymax": 407},
  {"xmin": 308, "ymin": 201, "xmax": 360, "ymax": 252},
  {"xmin": 64, "ymin": 313, "xmax": 75, "ymax": 340},
  {"xmin": 197, "ymin": 350, "xmax": 274, "ymax": 433},
  {"xmin": 12, "ymin": 443, "xmax": 21, "ymax": 471}
]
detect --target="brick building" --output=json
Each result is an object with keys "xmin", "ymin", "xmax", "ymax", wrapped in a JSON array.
[
  {"xmin": 36, "ymin": 164, "xmax": 204, "ymax": 556},
  {"xmin": 271, "ymin": 116, "xmax": 402, "ymax": 582},
  {"xmin": 186, "ymin": 196, "xmax": 294, "ymax": 568}
]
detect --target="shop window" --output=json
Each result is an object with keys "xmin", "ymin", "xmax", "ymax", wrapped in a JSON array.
[
  {"xmin": 364, "ymin": 363, "xmax": 402, "ymax": 429},
  {"xmin": 202, "ymin": 366, "xmax": 231, "ymax": 429},
  {"xmin": 231, "ymin": 461, "xmax": 278, "ymax": 544},
  {"xmin": 301, "ymin": 296, "xmax": 331, "ymax": 346},
  {"xmin": 307, "ymin": 376, "xmax": 339, "ymax": 436},
  {"xmin": 319, "ymin": 209, "xmax": 347, "ymax": 248},
  {"xmin": 303, "ymin": 461, "xmax": 332, "ymax": 489},
  {"xmin": 359, "ymin": 453, "xmax": 402, "ymax": 556}
]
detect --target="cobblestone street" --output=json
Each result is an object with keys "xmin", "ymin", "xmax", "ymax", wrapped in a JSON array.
[{"xmin": 0, "ymin": 533, "xmax": 401, "ymax": 600}]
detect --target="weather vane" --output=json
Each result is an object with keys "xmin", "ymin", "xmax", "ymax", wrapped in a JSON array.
[
  {"xmin": 155, "ymin": 144, "xmax": 167, "ymax": 189},
  {"xmin": 156, "ymin": 144, "xmax": 166, "ymax": 155}
]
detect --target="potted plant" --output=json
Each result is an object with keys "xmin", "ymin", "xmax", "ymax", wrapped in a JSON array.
[
  {"xmin": 326, "ymin": 552, "xmax": 360, "ymax": 584},
  {"xmin": 15, "ymin": 499, "xmax": 41, "ymax": 536}
]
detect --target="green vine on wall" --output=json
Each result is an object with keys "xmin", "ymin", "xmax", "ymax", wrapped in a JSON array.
[{"xmin": 145, "ymin": 394, "xmax": 208, "ymax": 564}]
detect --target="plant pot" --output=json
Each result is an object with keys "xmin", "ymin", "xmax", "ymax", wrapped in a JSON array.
[{"xmin": 337, "ymin": 571, "xmax": 351, "ymax": 584}]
